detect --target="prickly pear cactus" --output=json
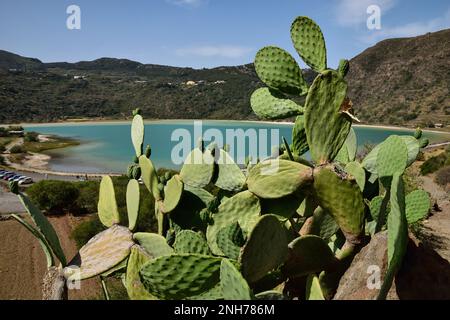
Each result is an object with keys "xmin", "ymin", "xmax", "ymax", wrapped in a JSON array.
[
  {"xmin": 220, "ymin": 259, "xmax": 252, "ymax": 300},
  {"xmin": 97, "ymin": 176, "xmax": 121, "ymax": 227},
  {"xmin": 173, "ymin": 230, "xmax": 211, "ymax": 255},
  {"xmin": 251, "ymin": 88, "xmax": 303, "ymax": 120},
  {"xmin": 125, "ymin": 246, "xmax": 156, "ymax": 300}
]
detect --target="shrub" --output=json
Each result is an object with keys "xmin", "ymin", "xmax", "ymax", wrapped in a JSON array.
[
  {"xmin": 435, "ymin": 166, "xmax": 450, "ymax": 187},
  {"xmin": 70, "ymin": 215, "xmax": 105, "ymax": 248},
  {"xmin": 74, "ymin": 181, "xmax": 100, "ymax": 214},
  {"xmin": 420, "ymin": 152, "xmax": 449, "ymax": 175},
  {"xmin": 26, "ymin": 180, "xmax": 80, "ymax": 214},
  {"xmin": 10, "ymin": 145, "xmax": 25, "ymax": 154},
  {"xmin": 24, "ymin": 131, "xmax": 39, "ymax": 142},
  {"xmin": 0, "ymin": 155, "xmax": 5, "ymax": 165}
]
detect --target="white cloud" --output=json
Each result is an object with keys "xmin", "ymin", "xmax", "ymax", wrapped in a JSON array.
[
  {"xmin": 361, "ymin": 8, "xmax": 450, "ymax": 43},
  {"xmin": 166, "ymin": 0, "xmax": 206, "ymax": 7},
  {"xmin": 335, "ymin": 0, "xmax": 397, "ymax": 26},
  {"xmin": 176, "ymin": 45, "xmax": 253, "ymax": 58}
]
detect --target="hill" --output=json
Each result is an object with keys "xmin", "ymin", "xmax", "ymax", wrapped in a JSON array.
[{"xmin": 0, "ymin": 29, "xmax": 449, "ymax": 129}]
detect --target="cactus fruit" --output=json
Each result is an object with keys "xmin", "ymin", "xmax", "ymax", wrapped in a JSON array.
[
  {"xmin": 162, "ymin": 175, "xmax": 183, "ymax": 213},
  {"xmin": 282, "ymin": 235, "xmax": 337, "ymax": 278},
  {"xmin": 18, "ymin": 192, "xmax": 67, "ymax": 266},
  {"xmin": 173, "ymin": 230, "xmax": 211, "ymax": 255},
  {"xmin": 216, "ymin": 222, "xmax": 245, "ymax": 260},
  {"xmin": 180, "ymin": 147, "xmax": 215, "ymax": 188},
  {"xmin": 239, "ymin": 215, "xmax": 288, "ymax": 283},
  {"xmin": 305, "ymin": 274, "xmax": 325, "ymax": 300},
  {"xmin": 97, "ymin": 176, "xmax": 121, "ymax": 228},
  {"xmin": 414, "ymin": 128, "xmax": 422, "ymax": 140},
  {"xmin": 132, "ymin": 165, "xmax": 141, "ymax": 180},
  {"xmin": 247, "ymin": 159, "xmax": 313, "ymax": 199},
  {"xmin": 304, "ymin": 70, "xmax": 351, "ymax": 164},
  {"xmin": 405, "ymin": 190, "xmax": 430, "ymax": 224},
  {"xmin": 133, "ymin": 232, "xmax": 174, "ymax": 258},
  {"xmin": 66, "ymin": 225, "xmax": 134, "ymax": 280},
  {"xmin": 139, "ymin": 155, "xmax": 161, "ymax": 201},
  {"xmin": 290, "ymin": 16, "xmax": 327, "ymax": 72},
  {"xmin": 292, "ymin": 115, "xmax": 309, "ymax": 156},
  {"xmin": 125, "ymin": 246, "xmax": 156, "ymax": 300},
  {"xmin": 254, "ymin": 46, "xmax": 308, "ymax": 96},
  {"xmin": 378, "ymin": 173, "xmax": 408, "ymax": 300},
  {"xmin": 131, "ymin": 114, "xmax": 144, "ymax": 157},
  {"xmin": 250, "ymin": 88, "xmax": 304, "ymax": 120},
  {"xmin": 126, "ymin": 179, "xmax": 140, "ymax": 231},
  {"xmin": 207, "ymin": 191, "xmax": 261, "ymax": 255},
  {"xmin": 220, "ymin": 259, "xmax": 252, "ymax": 300},
  {"xmin": 344, "ymin": 161, "xmax": 366, "ymax": 192},
  {"xmin": 313, "ymin": 166, "xmax": 365, "ymax": 242},
  {"xmin": 140, "ymin": 254, "xmax": 222, "ymax": 299},
  {"xmin": 337, "ymin": 59, "xmax": 350, "ymax": 78},
  {"xmin": 214, "ymin": 148, "xmax": 246, "ymax": 191}
]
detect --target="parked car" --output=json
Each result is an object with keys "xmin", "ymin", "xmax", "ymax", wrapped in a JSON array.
[
  {"xmin": 2, "ymin": 172, "xmax": 16, "ymax": 180},
  {"xmin": 7, "ymin": 174, "xmax": 22, "ymax": 181},
  {"xmin": 0, "ymin": 171, "xmax": 12, "ymax": 178},
  {"xmin": 12, "ymin": 175, "xmax": 27, "ymax": 182},
  {"xmin": 18, "ymin": 177, "xmax": 33, "ymax": 185}
]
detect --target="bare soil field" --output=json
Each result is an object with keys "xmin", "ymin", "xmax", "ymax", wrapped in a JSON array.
[{"xmin": 0, "ymin": 214, "xmax": 101, "ymax": 300}]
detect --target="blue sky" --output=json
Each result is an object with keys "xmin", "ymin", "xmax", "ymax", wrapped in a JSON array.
[{"xmin": 0, "ymin": 0, "xmax": 449, "ymax": 69}]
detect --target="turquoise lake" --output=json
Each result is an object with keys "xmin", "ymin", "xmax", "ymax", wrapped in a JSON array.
[{"xmin": 25, "ymin": 120, "xmax": 449, "ymax": 174}]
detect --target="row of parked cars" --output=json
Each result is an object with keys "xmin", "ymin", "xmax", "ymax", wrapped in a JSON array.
[{"xmin": 0, "ymin": 169, "xmax": 33, "ymax": 185}]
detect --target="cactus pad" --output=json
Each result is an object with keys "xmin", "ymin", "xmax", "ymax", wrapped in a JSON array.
[
  {"xmin": 337, "ymin": 59, "xmax": 349, "ymax": 78},
  {"xmin": 133, "ymin": 232, "xmax": 174, "ymax": 258},
  {"xmin": 310, "ymin": 207, "xmax": 339, "ymax": 242},
  {"xmin": 261, "ymin": 194, "xmax": 304, "ymax": 219},
  {"xmin": 207, "ymin": 191, "xmax": 261, "ymax": 255},
  {"xmin": 239, "ymin": 214, "xmax": 288, "ymax": 283},
  {"xmin": 247, "ymin": 159, "xmax": 313, "ymax": 199},
  {"xmin": 345, "ymin": 161, "xmax": 366, "ymax": 192},
  {"xmin": 305, "ymin": 274, "xmax": 325, "ymax": 300},
  {"xmin": 216, "ymin": 222, "xmax": 245, "ymax": 260},
  {"xmin": 140, "ymin": 254, "xmax": 222, "ymax": 300},
  {"xmin": 173, "ymin": 230, "xmax": 211, "ymax": 255},
  {"xmin": 250, "ymin": 87, "xmax": 303, "ymax": 120},
  {"xmin": 97, "ymin": 176, "xmax": 121, "ymax": 228},
  {"xmin": 66, "ymin": 225, "xmax": 133, "ymax": 280},
  {"xmin": 139, "ymin": 155, "xmax": 161, "ymax": 200},
  {"xmin": 369, "ymin": 195, "xmax": 384, "ymax": 221},
  {"xmin": 214, "ymin": 149, "xmax": 246, "ymax": 191},
  {"xmin": 125, "ymin": 246, "xmax": 156, "ymax": 300},
  {"xmin": 162, "ymin": 175, "xmax": 183, "ymax": 213},
  {"xmin": 405, "ymin": 190, "xmax": 430, "ymax": 224},
  {"xmin": 126, "ymin": 179, "xmax": 140, "ymax": 231},
  {"xmin": 131, "ymin": 114, "xmax": 144, "ymax": 157},
  {"xmin": 220, "ymin": 259, "xmax": 252, "ymax": 300},
  {"xmin": 376, "ymin": 135, "xmax": 408, "ymax": 181},
  {"xmin": 304, "ymin": 70, "xmax": 351, "ymax": 164},
  {"xmin": 282, "ymin": 235, "xmax": 336, "ymax": 278},
  {"xmin": 292, "ymin": 115, "xmax": 309, "ymax": 156},
  {"xmin": 180, "ymin": 147, "xmax": 215, "ymax": 188},
  {"xmin": 291, "ymin": 16, "xmax": 327, "ymax": 72},
  {"xmin": 254, "ymin": 46, "xmax": 308, "ymax": 95},
  {"xmin": 313, "ymin": 166, "xmax": 365, "ymax": 242}
]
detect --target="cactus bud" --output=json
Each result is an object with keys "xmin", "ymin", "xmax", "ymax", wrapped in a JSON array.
[
  {"xmin": 132, "ymin": 108, "xmax": 142, "ymax": 116},
  {"xmin": 126, "ymin": 164, "xmax": 135, "ymax": 179},
  {"xmin": 145, "ymin": 145, "xmax": 151, "ymax": 158},
  {"xmin": 414, "ymin": 127, "xmax": 423, "ymax": 140},
  {"xmin": 132, "ymin": 166, "xmax": 141, "ymax": 180},
  {"xmin": 338, "ymin": 59, "xmax": 350, "ymax": 77},
  {"xmin": 419, "ymin": 137, "xmax": 429, "ymax": 148},
  {"xmin": 9, "ymin": 181, "xmax": 19, "ymax": 194}
]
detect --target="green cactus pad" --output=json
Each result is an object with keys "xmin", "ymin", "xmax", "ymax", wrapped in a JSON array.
[
  {"xmin": 254, "ymin": 46, "xmax": 308, "ymax": 95},
  {"xmin": 66, "ymin": 225, "xmax": 133, "ymax": 280},
  {"xmin": 220, "ymin": 259, "xmax": 252, "ymax": 300},
  {"xmin": 247, "ymin": 159, "xmax": 313, "ymax": 199},
  {"xmin": 378, "ymin": 173, "xmax": 408, "ymax": 300},
  {"xmin": 405, "ymin": 190, "xmax": 430, "ymax": 224},
  {"xmin": 313, "ymin": 166, "xmax": 365, "ymax": 242},
  {"xmin": 133, "ymin": 232, "xmax": 174, "ymax": 258},
  {"xmin": 345, "ymin": 161, "xmax": 366, "ymax": 192},
  {"xmin": 310, "ymin": 207, "xmax": 339, "ymax": 242},
  {"xmin": 261, "ymin": 194, "xmax": 304, "ymax": 219},
  {"xmin": 131, "ymin": 114, "xmax": 144, "ymax": 157},
  {"xmin": 180, "ymin": 147, "xmax": 215, "ymax": 188},
  {"xmin": 186, "ymin": 284, "xmax": 224, "ymax": 300},
  {"xmin": 162, "ymin": 175, "xmax": 183, "ymax": 213},
  {"xmin": 214, "ymin": 149, "xmax": 246, "ymax": 191},
  {"xmin": 10, "ymin": 214, "xmax": 54, "ymax": 268},
  {"xmin": 140, "ymin": 254, "xmax": 222, "ymax": 300},
  {"xmin": 292, "ymin": 115, "xmax": 309, "ymax": 156},
  {"xmin": 126, "ymin": 179, "xmax": 140, "ymax": 231},
  {"xmin": 376, "ymin": 135, "xmax": 408, "ymax": 180},
  {"xmin": 335, "ymin": 127, "xmax": 357, "ymax": 164},
  {"xmin": 250, "ymin": 87, "xmax": 303, "ymax": 120},
  {"xmin": 401, "ymin": 135, "xmax": 420, "ymax": 167},
  {"xmin": 173, "ymin": 230, "xmax": 211, "ymax": 255},
  {"xmin": 291, "ymin": 16, "xmax": 327, "ymax": 72},
  {"xmin": 18, "ymin": 193, "xmax": 67, "ymax": 266},
  {"xmin": 304, "ymin": 70, "xmax": 351, "ymax": 164},
  {"xmin": 207, "ymin": 191, "xmax": 261, "ymax": 255},
  {"xmin": 282, "ymin": 235, "xmax": 336, "ymax": 278},
  {"xmin": 139, "ymin": 155, "xmax": 161, "ymax": 200},
  {"xmin": 369, "ymin": 195, "xmax": 384, "ymax": 221},
  {"xmin": 216, "ymin": 222, "xmax": 245, "ymax": 260},
  {"xmin": 337, "ymin": 59, "xmax": 350, "ymax": 78},
  {"xmin": 239, "ymin": 214, "xmax": 288, "ymax": 283},
  {"xmin": 97, "ymin": 176, "xmax": 121, "ymax": 228},
  {"xmin": 305, "ymin": 274, "xmax": 325, "ymax": 300},
  {"xmin": 125, "ymin": 246, "xmax": 156, "ymax": 300}
]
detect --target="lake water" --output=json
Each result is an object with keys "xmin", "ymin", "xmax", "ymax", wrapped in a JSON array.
[{"xmin": 24, "ymin": 120, "xmax": 449, "ymax": 174}]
